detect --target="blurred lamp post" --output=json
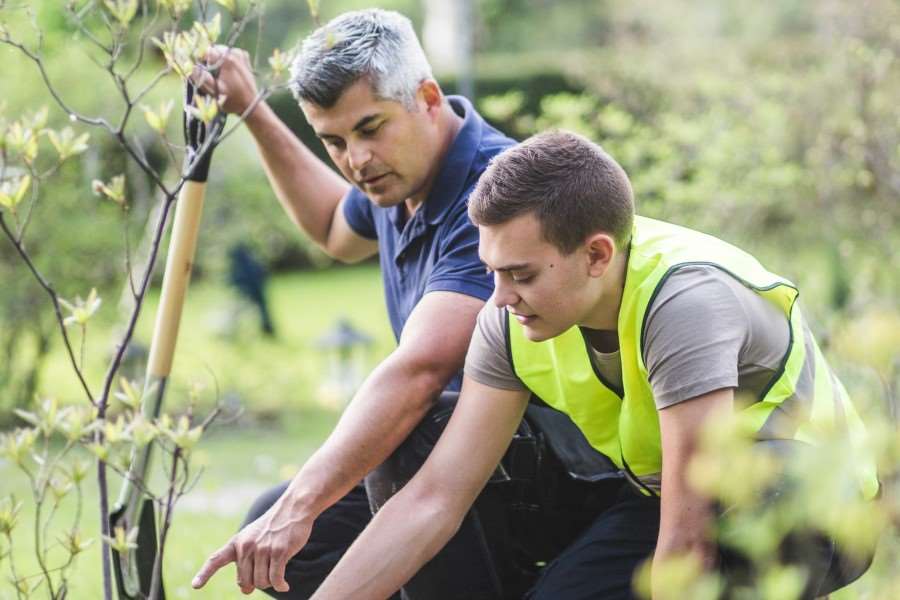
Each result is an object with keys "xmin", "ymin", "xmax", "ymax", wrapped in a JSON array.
[
  {"xmin": 314, "ymin": 319, "xmax": 374, "ymax": 408},
  {"xmin": 422, "ymin": 0, "xmax": 475, "ymax": 100}
]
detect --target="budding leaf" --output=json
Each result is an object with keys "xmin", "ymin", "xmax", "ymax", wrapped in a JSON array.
[
  {"xmin": 91, "ymin": 174, "xmax": 126, "ymax": 207},
  {"xmin": 215, "ymin": 0, "xmax": 236, "ymax": 12},
  {"xmin": 187, "ymin": 94, "xmax": 220, "ymax": 124},
  {"xmin": 269, "ymin": 48, "xmax": 291, "ymax": 77},
  {"xmin": 103, "ymin": 0, "xmax": 138, "ymax": 27},
  {"xmin": 60, "ymin": 287, "xmax": 102, "ymax": 327},
  {"xmin": 48, "ymin": 127, "xmax": 90, "ymax": 161},
  {"xmin": 140, "ymin": 100, "xmax": 174, "ymax": 134}
]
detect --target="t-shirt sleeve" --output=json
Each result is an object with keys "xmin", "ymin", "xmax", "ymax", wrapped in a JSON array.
[
  {"xmin": 643, "ymin": 266, "xmax": 749, "ymax": 409},
  {"xmin": 341, "ymin": 187, "xmax": 378, "ymax": 240},
  {"xmin": 423, "ymin": 203, "xmax": 494, "ymax": 301},
  {"xmin": 464, "ymin": 304, "xmax": 528, "ymax": 391}
]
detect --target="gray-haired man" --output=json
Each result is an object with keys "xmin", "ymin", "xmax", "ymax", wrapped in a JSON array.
[{"xmin": 191, "ymin": 9, "xmax": 621, "ymax": 600}]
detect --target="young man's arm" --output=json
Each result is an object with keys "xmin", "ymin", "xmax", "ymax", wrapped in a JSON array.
[
  {"xmin": 653, "ymin": 387, "xmax": 734, "ymax": 598},
  {"xmin": 201, "ymin": 46, "xmax": 377, "ymax": 263},
  {"xmin": 311, "ymin": 376, "xmax": 530, "ymax": 599},
  {"xmin": 192, "ymin": 290, "xmax": 485, "ymax": 594}
]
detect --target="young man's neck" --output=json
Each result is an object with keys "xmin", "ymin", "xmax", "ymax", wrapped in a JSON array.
[
  {"xmin": 580, "ymin": 247, "xmax": 630, "ymax": 336},
  {"xmin": 404, "ymin": 100, "xmax": 465, "ymax": 217}
]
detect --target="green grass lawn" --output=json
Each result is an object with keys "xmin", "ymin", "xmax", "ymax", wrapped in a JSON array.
[{"xmin": 38, "ymin": 262, "xmax": 395, "ymax": 414}]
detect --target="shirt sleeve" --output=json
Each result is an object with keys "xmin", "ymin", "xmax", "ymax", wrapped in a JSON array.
[
  {"xmin": 423, "ymin": 203, "xmax": 494, "ymax": 301},
  {"xmin": 464, "ymin": 304, "xmax": 528, "ymax": 391},
  {"xmin": 341, "ymin": 187, "xmax": 378, "ymax": 240},
  {"xmin": 643, "ymin": 266, "xmax": 750, "ymax": 409}
]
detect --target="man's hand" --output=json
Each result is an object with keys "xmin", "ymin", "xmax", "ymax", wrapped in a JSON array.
[
  {"xmin": 195, "ymin": 45, "xmax": 260, "ymax": 117},
  {"xmin": 192, "ymin": 502, "xmax": 314, "ymax": 594}
]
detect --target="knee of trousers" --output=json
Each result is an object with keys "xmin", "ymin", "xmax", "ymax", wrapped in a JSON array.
[{"xmin": 365, "ymin": 391, "xmax": 459, "ymax": 513}]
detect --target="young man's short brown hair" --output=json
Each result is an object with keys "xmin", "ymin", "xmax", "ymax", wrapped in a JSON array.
[{"xmin": 468, "ymin": 130, "xmax": 635, "ymax": 252}]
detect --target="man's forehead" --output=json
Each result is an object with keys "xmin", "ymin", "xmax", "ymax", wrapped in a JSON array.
[{"xmin": 478, "ymin": 224, "xmax": 536, "ymax": 270}]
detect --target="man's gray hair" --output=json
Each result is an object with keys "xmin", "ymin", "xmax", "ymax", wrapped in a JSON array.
[{"xmin": 289, "ymin": 9, "xmax": 434, "ymax": 109}]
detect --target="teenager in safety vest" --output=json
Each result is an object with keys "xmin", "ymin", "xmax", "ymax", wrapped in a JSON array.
[{"xmin": 307, "ymin": 131, "xmax": 879, "ymax": 600}]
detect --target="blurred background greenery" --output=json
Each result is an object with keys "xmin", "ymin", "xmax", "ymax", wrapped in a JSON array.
[{"xmin": 1, "ymin": 0, "xmax": 898, "ymax": 598}]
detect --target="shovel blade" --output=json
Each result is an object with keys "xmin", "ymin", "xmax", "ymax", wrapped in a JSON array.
[{"xmin": 111, "ymin": 498, "xmax": 165, "ymax": 600}]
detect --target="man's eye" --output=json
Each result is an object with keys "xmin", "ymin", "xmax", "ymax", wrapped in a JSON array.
[
  {"xmin": 325, "ymin": 138, "xmax": 345, "ymax": 150},
  {"xmin": 512, "ymin": 273, "xmax": 533, "ymax": 283},
  {"xmin": 360, "ymin": 123, "xmax": 383, "ymax": 136}
]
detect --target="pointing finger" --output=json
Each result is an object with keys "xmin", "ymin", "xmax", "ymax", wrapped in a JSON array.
[{"xmin": 192, "ymin": 542, "xmax": 236, "ymax": 589}]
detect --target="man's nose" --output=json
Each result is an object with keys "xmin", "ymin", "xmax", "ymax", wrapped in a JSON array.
[
  {"xmin": 492, "ymin": 275, "xmax": 520, "ymax": 308},
  {"xmin": 347, "ymin": 142, "xmax": 372, "ymax": 173}
]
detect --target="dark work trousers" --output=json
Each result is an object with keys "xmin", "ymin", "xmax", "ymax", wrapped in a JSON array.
[
  {"xmin": 521, "ymin": 440, "xmax": 876, "ymax": 600},
  {"xmin": 241, "ymin": 392, "xmax": 626, "ymax": 599}
]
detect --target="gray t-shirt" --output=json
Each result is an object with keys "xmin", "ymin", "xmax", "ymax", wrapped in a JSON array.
[{"xmin": 464, "ymin": 265, "xmax": 791, "ymax": 409}]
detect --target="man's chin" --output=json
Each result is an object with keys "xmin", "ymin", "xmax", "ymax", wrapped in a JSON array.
[
  {"xmin": 522, "ymin": 322, "xmax": 558, "ymax": 343},
  {"xmin": 363, "ymin": 187, "xmax": 405, "ymax": 208}
]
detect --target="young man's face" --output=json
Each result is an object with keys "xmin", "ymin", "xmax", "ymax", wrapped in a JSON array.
[
  {"xmin": 479, "ymin": 213, "xmax": 600, "ymax": 342},
  {"xmin": 302, "ymin": 79, "xmax": 444, "ymax": 208}
]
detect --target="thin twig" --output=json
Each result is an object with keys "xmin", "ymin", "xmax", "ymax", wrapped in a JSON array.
[{"xmin": 0, "ymin": 215, "xmax": 96, "ymax": 405}]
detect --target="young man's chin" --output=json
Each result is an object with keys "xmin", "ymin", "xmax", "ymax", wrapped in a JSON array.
[{"xmin": 522, "ymin": 320, "xmax": 561, "ymax": 343}]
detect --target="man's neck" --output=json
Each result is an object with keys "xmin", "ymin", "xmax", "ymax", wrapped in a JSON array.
[
  {"xmin": 404, "ymin": 100, "xmax": 465, "ymax": 217},
  {"xmin": 580, "ymin": 248, "xmax": 629, "ymax": 335}
]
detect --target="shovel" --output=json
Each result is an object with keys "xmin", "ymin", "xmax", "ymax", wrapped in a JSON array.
[{"xmin": 110, "ymin": 81, "xmax": 225, "ymax": 600}]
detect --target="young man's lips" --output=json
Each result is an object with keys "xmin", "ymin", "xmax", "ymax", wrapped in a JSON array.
[{"xmin": 511, "ymin": 312, "xmax": 537, "ymax": 324}]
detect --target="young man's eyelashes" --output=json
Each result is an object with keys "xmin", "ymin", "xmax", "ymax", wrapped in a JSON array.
[{"xmin": 484, "ymin": 266, "xmax": 534, "ymax": 284}]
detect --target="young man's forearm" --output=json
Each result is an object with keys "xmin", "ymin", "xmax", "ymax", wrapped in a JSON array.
[
  {"xmin": 311, "ymin": 483, "xmax": 464, "ymax": 599},
  {"xmin": 243, "ymin": 101, "xmax": 350, "ymax": 249}
]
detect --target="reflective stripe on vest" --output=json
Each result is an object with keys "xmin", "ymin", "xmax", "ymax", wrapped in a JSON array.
[{"xmin": 508, "ymin": 216, "xmax": 879, "ymax": 499}]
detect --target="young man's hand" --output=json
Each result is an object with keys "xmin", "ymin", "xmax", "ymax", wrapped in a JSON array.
[{"xmin": 192, "ymin": 501, "xmax": 314, "ymax": 594}]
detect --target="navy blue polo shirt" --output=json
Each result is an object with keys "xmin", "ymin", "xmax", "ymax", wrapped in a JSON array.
[{"xmin": 342, "ymin": 95, "xmax": 514, "ymax": 391}]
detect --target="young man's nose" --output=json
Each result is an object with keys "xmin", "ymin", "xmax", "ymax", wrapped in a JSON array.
[{"xmin": 492, "ymin": 276, "xmax": 520, "ymax": 309}]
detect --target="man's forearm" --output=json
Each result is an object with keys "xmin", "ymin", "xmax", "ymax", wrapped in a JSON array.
[
  {"xmin": 278, "ymin": 351, "xmax": 444, "ymax": 523},
  {"xmin": 244, "ymin": 101, "xmax": 350, "ymax": 249}
]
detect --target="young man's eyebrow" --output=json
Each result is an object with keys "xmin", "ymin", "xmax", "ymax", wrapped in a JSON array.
[{"xmin": 482, "ymin": 262, "xmax": 532, "ymax": 273}]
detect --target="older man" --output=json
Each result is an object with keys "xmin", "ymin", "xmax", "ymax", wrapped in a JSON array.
[{"xmin": 192, "ymin": 11, "xmax": 619, "ymax": 600}]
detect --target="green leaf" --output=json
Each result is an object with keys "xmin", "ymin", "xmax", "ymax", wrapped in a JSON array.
[
  {"xmin": 103, "ymin": 0, "xmax": 138, "ymax": 27},
  {"xmin": 48, "ymin": 127, "xmax": 90, "ymax": 161},
  {"xmin": 215, "ymin": 0, "xmax": 236, "ymax": 12},
  {"xmin": 140, "ymin": 99, "xmax": 174, "ymax": 135},
  {"xmin": 188, "ymin": 94, "xmax": 220, "ymax": 124},
  {"xmin": 60, "ymin": 287, "xmax": 103, "ymax": 327}
]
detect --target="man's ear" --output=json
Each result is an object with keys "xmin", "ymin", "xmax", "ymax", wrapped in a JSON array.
[
  {"xmin": 418, "ymin": 79, "xmax": 443, "ymax": 114},
  {"xmin": 585, "ymin": 233, "xmax": 616, "ymax": 277}
]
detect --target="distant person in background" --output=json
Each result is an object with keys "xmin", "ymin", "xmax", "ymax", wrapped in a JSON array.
[
  {"xmin": 228, "ymin": 243, "xmax": 276, "ymax": 336},
  {"xmin": 192, "ymin": 9, "xmax": 622, "ymax": 600}
]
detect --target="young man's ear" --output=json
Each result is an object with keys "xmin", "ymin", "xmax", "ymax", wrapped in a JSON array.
[{"xmin": 585, "ymin": 233, "xmax": 616, "ymax": 277}]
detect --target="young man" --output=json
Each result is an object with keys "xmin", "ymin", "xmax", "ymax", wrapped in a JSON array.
[
  {"xmin": 192, "ymin": 11, "xmax": 619, "ymax": 600},
  {"xmin": 307, "ymin": 131, "xmax": 879, "ymax": 600}
]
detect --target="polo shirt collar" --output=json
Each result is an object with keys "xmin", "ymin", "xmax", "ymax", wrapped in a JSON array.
[{"xmin": 389, "ymin": 95, "xmax": 484, "ymax": 230}]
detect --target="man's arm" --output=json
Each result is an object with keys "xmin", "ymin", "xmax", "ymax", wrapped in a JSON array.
[
  {"xmin": 652, "ymin": 387, "xmax": 734, "ymax": 598},
  {"xmin": 193, "ymin": 291, "xmax": 485, "ymax": 594},
  {"xmin": 312, "ymin": 376, "xmax": 530, "ymax": 600},
  {"xmin": 202, "ymin": 47, "xmax": 377, "ymax": 263}
]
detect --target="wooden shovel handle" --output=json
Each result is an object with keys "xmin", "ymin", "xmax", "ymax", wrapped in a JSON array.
[{"xmin": 146, "ymin": 180, "xmax": 206, "ymax": 378}]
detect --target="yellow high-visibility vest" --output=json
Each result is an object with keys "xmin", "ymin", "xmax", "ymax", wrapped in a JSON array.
[{"xmin": 508, "ymin": 216, "xmax": 879, "ymax": 498}]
